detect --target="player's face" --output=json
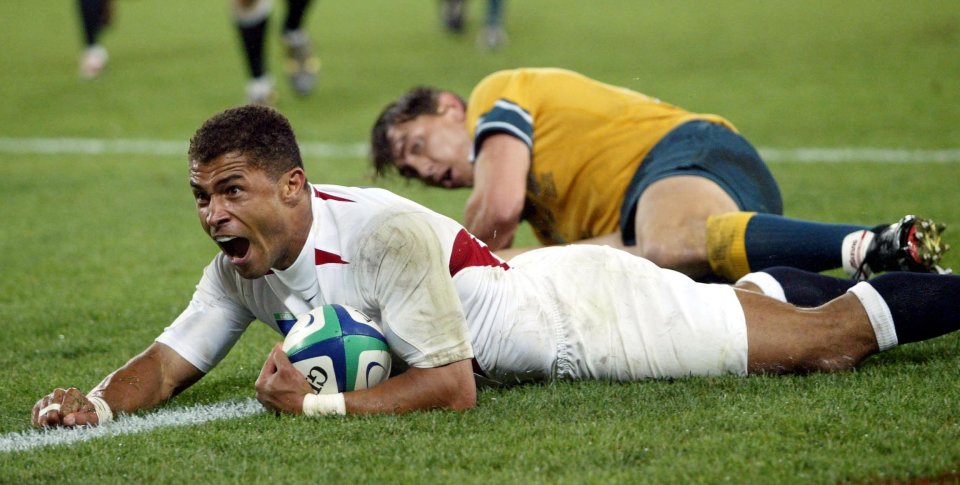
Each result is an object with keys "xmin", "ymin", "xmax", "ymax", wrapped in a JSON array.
[
  {"xmin": 189, "ymin": 153, "xmax": 302, "ymax": 279},
  {"xmin": 387, "ymin": 111, "xmax": 473, "ymax": 189}
]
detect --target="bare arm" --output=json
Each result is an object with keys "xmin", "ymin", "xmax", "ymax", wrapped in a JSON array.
[
  {"xmin": 255, "ymin": 343, "xmax": 476, "ymax": 415},
  {"xmin": 33, "ymin": 342, "xmax": 205, "ymax": 427},
  {"xmin": 464, "ymin": 133, "xmax": 531, "ymax": 250},
  {"xmin": 344, "ymin": 359, "xmax": 476, "ymax": 413}
]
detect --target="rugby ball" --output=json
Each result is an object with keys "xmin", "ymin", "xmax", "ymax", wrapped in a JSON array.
[{"xmin": 282, "ymin": 304, "xmax": 392, "ymax": 394}]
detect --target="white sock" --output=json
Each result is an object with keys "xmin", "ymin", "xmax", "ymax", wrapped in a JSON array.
[
  {"xmin": 847, "ymin": 281, "xmax": 898, "ymax": 351},
  {"xmin": 247, "ymin": 75, "xmax": 273, "ymax": 93},
  {"xmin": 842, "ymin": 230, "xmax": 875, "ymax": 277},
  {"xmin": 283, "ymin": 29, "xmax": 309, "ymax": 47},
  {"xmin": 735, "ymin": 272, "xmax": 787, "ymax": 302}
]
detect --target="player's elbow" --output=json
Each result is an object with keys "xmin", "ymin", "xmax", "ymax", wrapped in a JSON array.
[
  {"xmin": 494, "ymin": 195, "xmax": 525, "ymax": 229},
  {"xmin": 468, "ymin": 209, "xmax": 521, "ymax": 250},
  {"xmin": 435, "ymin": 359, "xmax": 477, "ymax": 411},
  {"xmin": 447, "ymin": 381, "xmax": 477, "ymax": 411},
  {"xmin": 466, "ymin": 196, "xmax": 523, "ymax": 247}
]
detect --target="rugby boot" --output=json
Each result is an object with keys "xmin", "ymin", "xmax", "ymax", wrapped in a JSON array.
[{"xmin": 853, "ymin": 215, "xmax": 950, "ymax": 280}]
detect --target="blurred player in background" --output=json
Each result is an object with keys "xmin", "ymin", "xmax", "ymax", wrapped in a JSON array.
[
  {"xmin": 232, "ymin": 0, "xmax": 320, "ymax": 104},
  {"xmin": 76, "ymin": 0, "xmax": 113, "ymax": 79},
  {"xmin": 30, "ymin": 105, "xmax": 960, "ymax": 424},
  {"xmin": 370, "ymin": 68, "xmax": 950, "ymax": 283},
  {"xmin": 439, "ymin": 0, "xmax": 507, "ymax": 51}
]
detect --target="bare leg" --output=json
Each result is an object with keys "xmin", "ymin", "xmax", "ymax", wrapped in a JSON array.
[
  {"xmin": 632, "ymin": 176, "xmax": 740, "ymax": 278},
  {"xmin": 734, "ymin": 280, "xmax": 762, "ymax": 293},
  {"xmin": 552, "ymin": 176, "xmax": 738, "ymax": 278},
  {"xmin": 232, "ymin": 0, "xmax": 276, "ymax": 103},
  {"xmin": 736, "ymin": 289, "xmax": 879, "ymax": 374},
  {"xmin": 519, "ymin": 175, "xmax": 736, "ymax": 278}
]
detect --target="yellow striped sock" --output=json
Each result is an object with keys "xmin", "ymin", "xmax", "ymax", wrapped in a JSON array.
[{"xmin": 706, "ymin": 212, "xmax": 756, "ymax": 281}]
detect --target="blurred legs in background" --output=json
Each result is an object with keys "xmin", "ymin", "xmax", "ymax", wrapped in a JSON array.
[
  {"xmin": 439, "ymin": 0, "xmax": 507, "ymax": 51},
  {"xmin": 478, "ymin": 0, "xmax": 506, "ymax": 51},
  {"xmin": 77, "ymin": 0, "xmax": 113, "ymax": 79},
  {"xmin": 440, "ymin": 0, "xmax": 466, "ymax": 33},
  {"xmin": 232, "ymin": 0, "xmax": 320, "ymax": 105}
]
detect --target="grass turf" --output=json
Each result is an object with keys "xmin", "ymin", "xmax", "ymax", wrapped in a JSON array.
[{"xmin": 1, "ymin": 0, "xmax": 958, "ymax": 482}]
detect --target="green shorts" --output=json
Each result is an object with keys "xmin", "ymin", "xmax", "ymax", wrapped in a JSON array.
[{"xmin": 620, "ymin": 120, "xmax": 783, "ymax": 245}]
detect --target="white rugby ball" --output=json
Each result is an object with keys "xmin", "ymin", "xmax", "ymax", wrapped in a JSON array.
[{"xmin": 282, "ymin": 304, "xmax": 392, "ymax": 394}]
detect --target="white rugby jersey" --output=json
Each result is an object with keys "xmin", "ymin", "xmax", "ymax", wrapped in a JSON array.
[{"xmin": 156, "ymin": 184, "xmax": 510, "ymax": 374}]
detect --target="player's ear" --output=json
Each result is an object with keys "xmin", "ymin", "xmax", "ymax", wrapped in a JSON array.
[
  {"xmin": 437, "ymin": 92, "xmax": 465, "ymax": 122},
  {"xmin": 279, "ymin": 167, "xmax": 307, "ymax": 203}
]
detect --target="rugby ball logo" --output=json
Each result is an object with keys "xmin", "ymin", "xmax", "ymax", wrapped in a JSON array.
[{"xmin": 282, "ymin": 304, "xmax": 392, "ymax": 393}]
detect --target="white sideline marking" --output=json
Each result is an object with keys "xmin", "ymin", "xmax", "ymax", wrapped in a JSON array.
[
  {"xmin": 759, "ymin": 147, "xmax": 960, "ymax": 164},
  {"xmin": 0, "ymin": 398, "xmax": 264, "ymax": 454},
  {"xmin": 1, "ymin": 137, "xmax": 959, "ymax": 163}
]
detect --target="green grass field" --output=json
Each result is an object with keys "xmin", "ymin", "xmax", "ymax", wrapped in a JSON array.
[{"xmin": 1, "ymin": 0, "xmax": 959, "ymax": 482}]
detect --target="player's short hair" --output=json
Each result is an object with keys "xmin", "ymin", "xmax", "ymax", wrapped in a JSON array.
[
  {"xmin": 189, "ymin": 105, "xmax": 304, "ymax": 180},
  {"xmin": 369, "ymin": 87, "xmax": 464, "ymax": 178}
]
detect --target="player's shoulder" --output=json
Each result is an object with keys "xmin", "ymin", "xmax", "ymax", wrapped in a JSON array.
[
  {"xmin": 469, "ymin": 68, "xmax": 588, "ymax": 117},
  {"xmin": 475, "ymin": 67, "xmax": 575, "ymax": 83},
  {"xmin": 470, "ymin": 69, "xmax": 521, "ymax": 105},
  {"xmin": 474, "ymin": 68, "xmax": 584, "ymax": 92},
  {"xmin": 309, "ymin": 183, "xmax": 407, "ymax": 206},
  {"xmin": 308, "ymin": 183, "xmax": 460, "ymax": 241},
  {"xmin": 355, "ymin": 201, "xmax": 465, "ymax": 251}
]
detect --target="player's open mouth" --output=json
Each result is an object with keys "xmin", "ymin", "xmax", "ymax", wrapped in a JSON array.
[{"xmin": 215, "ymin": 236, "xmax": 251, "ymax": 262}]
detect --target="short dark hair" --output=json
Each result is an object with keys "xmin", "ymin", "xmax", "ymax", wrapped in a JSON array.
[
  {"xmin": 370, "ymin": 87, "xmax": 463, "ymax": 178},
  {"xmin": 188, "ymin": 105, "xmax": 304, "ymax": 180}
]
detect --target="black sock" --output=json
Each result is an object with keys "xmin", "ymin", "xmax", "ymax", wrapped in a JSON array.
[
  {"xmin": 78, "ymin": 0, "xmax": 106, "ymax": 46},
  {"xmin": 284, "ymin": 0, "xmax": 313, "ymax": 32},
  {"xmin": 867, "ymin": 272, "xmax": 960, "ymax": 344},
  {"xmin": 761, "ymin": 266, "xmax": 856, "ymax": 307},
  {"xmin": 238, "ymin": 17, "xmax": 269, "ymax": 78}
]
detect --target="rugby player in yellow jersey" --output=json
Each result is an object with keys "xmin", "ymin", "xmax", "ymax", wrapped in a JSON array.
[{"xmin": 370, "ymin": 68, "xmax": 949, "ymax": 283}]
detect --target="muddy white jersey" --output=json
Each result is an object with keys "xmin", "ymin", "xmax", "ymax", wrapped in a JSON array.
[{"xmin": 156, "ymin": 184, "xmax": 508, "ymax": 373}]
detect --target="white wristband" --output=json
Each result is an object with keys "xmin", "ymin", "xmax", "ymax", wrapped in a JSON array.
[
  {"xmin": 87, "ymin": 396, "xmax": 114, "ymax": 424},
  {"xmin": 302, "ymin": 393, "xmax": 346, "ymax": 417},
  {"xmin": 38, "ymin": 403, "xmax": 62, "ymax": 416}
]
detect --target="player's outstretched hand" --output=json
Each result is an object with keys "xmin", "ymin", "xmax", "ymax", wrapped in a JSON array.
[
  {"xmin": 32, "ymin": 387, "xmax": 101, "ymax": 428},
  {"xmin": 255, "ymin": 343, "xmax": 313, "ymax": 415}
]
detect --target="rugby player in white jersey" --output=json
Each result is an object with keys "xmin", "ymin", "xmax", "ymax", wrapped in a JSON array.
[{"xmin": 32, "ymin": 106, "xmax": 960, "ymax": 425}]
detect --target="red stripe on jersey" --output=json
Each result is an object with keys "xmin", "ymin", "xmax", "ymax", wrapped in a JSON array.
[
  {"xmin": 449, "ymin": 229, "xmax": 509, "ymax": 276},
  {"xmin": 316, "ymin": 249, "xmax": 348, "ymax": 266},
  {"xmin": 313, "ymin": 188, "xmax": 354, "ymax": 202}
]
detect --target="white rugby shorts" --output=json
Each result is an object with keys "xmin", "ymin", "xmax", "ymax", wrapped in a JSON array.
[{"xmin": 459, "ymin": 245, "xmax": 748, "ymax": 383}]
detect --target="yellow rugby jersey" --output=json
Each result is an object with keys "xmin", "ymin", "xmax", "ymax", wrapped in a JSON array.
[{"xmin": 466, "ymin": 68, "xmax": 735, "ymax": 245}]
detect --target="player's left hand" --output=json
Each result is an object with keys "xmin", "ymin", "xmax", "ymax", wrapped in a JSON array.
[
  {"xmin": 32, "ymin": 387, "xmax": 101, "ymax": 428},
  {"xmin": 255, "ymin": 343, "xmax": 313, "ymax": 415}
]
